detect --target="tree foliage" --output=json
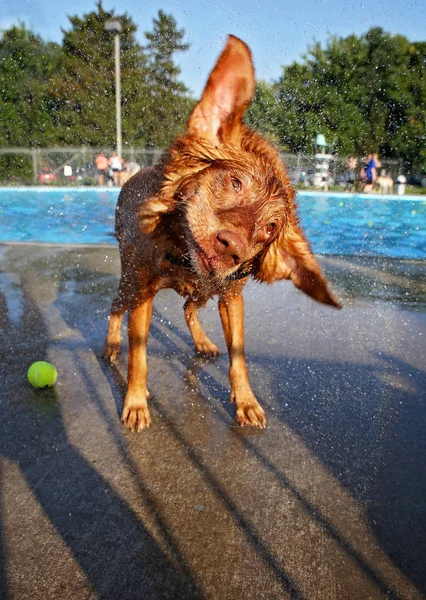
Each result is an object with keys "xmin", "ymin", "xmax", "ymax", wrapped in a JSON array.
[
  {"xmin": 0, "ymin": 19, "xmax": 425, "ymax": 172},
  {"xmin": 266, "ymin": 28, "xmax": 426, "ymax": 170},
  {"xmin": 143, "ymin": 10, "xmax": 193, "ymax": 147},
  {"xmin": 0, "ymin": 25, "xmax": 62, "ymax": 147},
  {"xmin": 47, "ymin": 3, "xmax": 192, "ymax": 149},
  {"xmin": 49, "ymin": 2, "xmax": 152, "ymax": 147},
  {"xmin": 0, "ymin": 3, "xmax": 192, "ymax": 151},
  {"xmin": 0, "ymin": 25, "xmax": 62, "ymax": 180},
  {"xmin": 245, "ymin": 80, "xmax": 280, "ymax": 143}
]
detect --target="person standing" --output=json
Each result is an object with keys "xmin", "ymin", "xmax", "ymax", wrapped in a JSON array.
[
  {"xmin": 95, "ymin": 151, "xmax": 109, "ymax": 185},
  {"xmin": 109, "ymin": 152, "xmax": 124, "ymax": 187},
  {"xmin": 361, "ymin": 153, "xmax": 377, "ymax": 193},
  {"xmin": 373, "ymin": 153, "xmax": 382, "ymax": 169},
  {"xmin": 344, "ymin": 156, "xmax": 357, "ymax": 192}
]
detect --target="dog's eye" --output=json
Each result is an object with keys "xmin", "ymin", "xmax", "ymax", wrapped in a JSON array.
[
  {"xmin": 266, "ymin": 223, "xmax": 276, "ymax": 236},
  {"xmin": 231, "ymin": 177, "xmax": 242, "ymax": 192}
]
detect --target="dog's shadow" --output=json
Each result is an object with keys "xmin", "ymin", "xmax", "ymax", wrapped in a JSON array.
[{"xmin": 53, "ymin": 261, "xmax": 426, "ymax": 596}]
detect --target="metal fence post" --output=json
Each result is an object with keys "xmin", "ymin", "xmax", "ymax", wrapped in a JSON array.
[{"xmin": 32, "ymin": 149, "xmax": 38, "ymax": 184}]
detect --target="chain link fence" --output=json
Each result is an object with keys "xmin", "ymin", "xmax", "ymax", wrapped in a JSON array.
[
  {"xmin": 282, "ymin": 153, "xmax": 404, "ymax": 188},
  {"xmin": 0, "ymin": 147, "xmax": 164, "ymax": 186},
  {"xmin": 0, "ymin": 147, "xmax": 404, "ymax": 187}
]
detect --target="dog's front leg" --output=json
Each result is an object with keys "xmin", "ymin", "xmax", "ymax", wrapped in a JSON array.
[
  {"xmin": 218, "ymin": 290, "xmax": 266, "ymax": 428},
  {"xmin": 184, "ymin": 299, "xmax": 220, "ymax": 356},
  {"xmin": 122, "ymin": 296, "xmax": 154, "ymax": 432},
  {"xmin": 102, "ymin": 296, "xmax": 126, "ymax": 362}
]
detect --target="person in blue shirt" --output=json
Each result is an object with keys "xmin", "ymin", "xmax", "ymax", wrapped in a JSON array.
[{"xmin": 361, "ymin": 153, "xmax": 377, "ymax": 193}]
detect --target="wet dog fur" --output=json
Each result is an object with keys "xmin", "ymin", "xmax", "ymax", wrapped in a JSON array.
[{"xmin": 103, "ymin": 36, "xmax": 340, "ymax": 432}]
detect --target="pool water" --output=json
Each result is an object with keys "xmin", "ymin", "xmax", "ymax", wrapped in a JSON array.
[
  {"xmin": 0, "ymin": 188, "xmax": 117, "ymax": 246},
  {"xmin": 299, "ymin": 192, "xmax": 425, "ymax": 259},
  {"xmin": 0, "ymin": 188, "xmax": 425, "ymax": 259}
]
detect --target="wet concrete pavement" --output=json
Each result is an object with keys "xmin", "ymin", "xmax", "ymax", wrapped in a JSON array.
[{"xmin": 0, "ymin": 243, "xmax": 425, "ymax": 600}]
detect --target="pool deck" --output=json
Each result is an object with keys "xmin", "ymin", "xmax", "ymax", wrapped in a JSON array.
[{"xmin": 0, "ymin": 243, "xmax": 425, "ymax": 600}]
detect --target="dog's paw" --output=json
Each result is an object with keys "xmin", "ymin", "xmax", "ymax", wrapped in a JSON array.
[
  {"xmin": 121, "ymin": 393, "xmax": 151, "ymax": 432},
  {"xmin": 195, "ymin": 339, "xmax": 220, "ymax": 356},
  {"xmin": 232, "ymin": 390, "xmax": 266, "ymax": 428},
  {"xmin": 102, "ymin": 341, "xmax": 121, "ymax": 362},
  {"xmin": 236, "ymin": 403, "xmax": 266, "ymax": 428}
]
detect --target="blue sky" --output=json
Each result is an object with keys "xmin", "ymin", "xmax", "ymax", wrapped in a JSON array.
[{"xmin": 2, "ymin": 0, "xmax": 426, "ymax": 96}]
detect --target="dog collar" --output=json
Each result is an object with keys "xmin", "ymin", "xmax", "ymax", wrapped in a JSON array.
[
  {"xmin": 165, "ymin": 252, "xmax": 251, "ymax": 281},
  {"xmin": 165, "ymin": 252, "xmax": 192, "ymax": 269}
]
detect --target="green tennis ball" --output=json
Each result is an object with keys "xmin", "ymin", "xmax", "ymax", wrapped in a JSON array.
[{"xmin": 27, "ymin": 361, "xmax": 57, "ymax": 388}]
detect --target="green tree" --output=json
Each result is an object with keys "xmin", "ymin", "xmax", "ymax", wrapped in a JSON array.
[
  {"xmin": 0, "ymin": 24, "xmax": 61, "ymax": 147},
  {"xmin": 49, "ymin": 2, "xmax": 150, "ymax": 148},
  {"xmin": 143, "ymin": 10, "xmax": 193, "ymax": 147},
  {"xmin": 0, "ymin": 24, "xmax": 62, "ymax": 181},
  {"xmin": 245, "ymin": 81, "xmax": 280, "ymax": 144},
  {"xmin": 271, "ymin": 28, "xmax": 426, "ymax": 170},
  {"xmin": 49, "ymin": 4, "xmax": 193, "ymax": 150},
  {"xmin": 391, "ymin": 41, "xmax": 426, "ymax": 171}
]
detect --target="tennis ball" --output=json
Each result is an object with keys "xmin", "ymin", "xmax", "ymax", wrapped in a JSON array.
[{"xmin": 27, "ymin": 361, "xmax": 57, "ymax": 388}]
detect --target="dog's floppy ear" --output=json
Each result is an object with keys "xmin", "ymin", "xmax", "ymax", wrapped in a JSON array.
[
  {"xmin": 255, "ymin": 213, "xmax": 341, "ymax": 308},
  {"xmin": 187, "ymin": 35, "xmax": 255, "ymax": 145}
]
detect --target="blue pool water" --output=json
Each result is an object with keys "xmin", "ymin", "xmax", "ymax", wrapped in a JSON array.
[{"xmin": 0, "ymin": 188, "xmax": 425, "ymax": 259}]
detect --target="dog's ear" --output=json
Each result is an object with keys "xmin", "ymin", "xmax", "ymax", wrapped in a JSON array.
[
  {"xmin": 254, "ymin": 213, "xmax": 341, "ymax": 308},
  {"xmin": 187, "ymin": 35, "xmax": 255, "ymax": 145}
]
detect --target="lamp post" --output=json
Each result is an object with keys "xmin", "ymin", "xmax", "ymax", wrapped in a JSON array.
[{"xmin": 104, "ymin": 20, "xmax": 122, "ymax": 158}]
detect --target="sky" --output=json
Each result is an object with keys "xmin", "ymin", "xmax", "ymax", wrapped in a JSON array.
[{"xmin": 2, "ymin": 0, "xmax": 426, "ymax": 96}]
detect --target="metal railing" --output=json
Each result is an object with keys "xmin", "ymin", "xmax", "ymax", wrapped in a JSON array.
[
  {"xmin": 0, "ymin": 147, "xmax": 164, "ymax": 186},
  {"xmin": 281, "ymin": 153, "xmax": 404, "ymax": 188},
  {"xmin": 0, "ymin": 147, "xmax": 404, "ymax": 187}
]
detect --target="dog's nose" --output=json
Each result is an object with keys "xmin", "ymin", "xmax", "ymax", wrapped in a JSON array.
[{"xmin": 214, "ymin": 230, "xmax": 246, "ymax": 265}]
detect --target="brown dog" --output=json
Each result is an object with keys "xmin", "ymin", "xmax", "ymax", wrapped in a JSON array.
[{"xmin": 103, "ymin": 35, "xmax": 340, "ymax": 432}]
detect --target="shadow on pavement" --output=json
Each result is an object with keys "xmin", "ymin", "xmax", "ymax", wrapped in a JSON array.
[
  {"xmin": 1, "ymin": 244, "xmax": 425, "ymax": 599},
  {"xmin": 0, "ymin": 275, "xmax": 204, "ymax": 600}
]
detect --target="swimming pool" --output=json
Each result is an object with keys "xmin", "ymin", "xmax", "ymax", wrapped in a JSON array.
[{"xmin": 0, "ymin": 187, "xmax": 425, "ymax": 259}]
